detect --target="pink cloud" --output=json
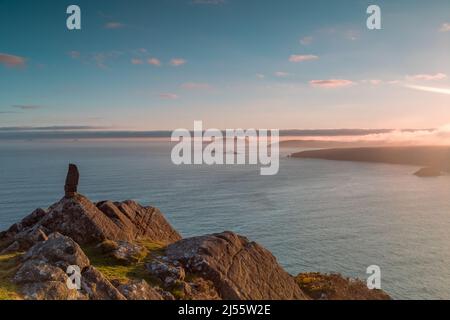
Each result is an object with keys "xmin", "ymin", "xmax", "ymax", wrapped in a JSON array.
[
  {"xmin": 181, "ymin": 82, "xmax": 211, "ymax": 90},
  {"xmin": 148, "ymin": 58, "xmax": 161, "ymax": 66},
  {"xmin": 159, "ymin": 93, "xmax": 179, "ymax": 99},
  {"xmin": 131, "ymin": 58, "xmax": 143, "ymax": 65},
  {"xmin": 289, "ymin": 54, "xmax": 318, "ymax": 63},
  {"xmin": 310, "ymin": 79, "xmax": 354, "ymax": 88},
  {"xmin": 170, "ymin": 58, "xmax": 187, "ymax": 66},
  {"xmin": 68, "ymin": 51, "xmax": 80, "ymax": 59},
  {"xmin": 440, "ymin": 23, "xmax": 450, "ymax": 32},
  {"xmin": 406, "ymin": 73, "xmax": 447, "ymax": 81},
  {"xmin": 104, "ymin": 22, "xmax": 125, "ymax": 29},
  {"xmin": 0, "ymin": 53, "xmax": 26, "ymax": 68}
]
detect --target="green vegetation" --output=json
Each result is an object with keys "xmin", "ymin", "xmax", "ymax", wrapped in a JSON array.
[
  {"xmin": 82, "ymin": 240, "xmax": 166, "ymax": 286},
  {"xmin": 0, "ymin": 252, "xmax": 23, "ymax": 300},
  {"xmin": 295, "ymin": 272, "xmax": 391, "ymax": 300}
]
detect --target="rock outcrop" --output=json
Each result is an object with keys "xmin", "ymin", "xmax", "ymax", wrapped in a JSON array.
[
  {"xmin": 0, "ymin": 195, "xmax": 181, "ymax": 249},
  {"xmin": 163, "ymin": 231, "xmax": 308, "ymax": 300},
  {"xmin": 0, "ymin": 165, "xmax": 391, "ymax": 300}
]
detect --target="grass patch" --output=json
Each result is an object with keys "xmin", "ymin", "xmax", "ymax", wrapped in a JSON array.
[
  {"xmin": 82, "ymin": 240, "xmax": 166, "ymax": 287},
  {"xmin": 0, "ymin": 252, "xmax": 23, "ymax": 300}
]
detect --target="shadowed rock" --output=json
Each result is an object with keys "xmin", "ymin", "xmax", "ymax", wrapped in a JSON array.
[
  {"xmin": 164, "ymin": 231, "xmax": 308, "ymax": 300},
  {"xmin": 64, "ymin": 164, "xmax": 79, "ymax": 198}
]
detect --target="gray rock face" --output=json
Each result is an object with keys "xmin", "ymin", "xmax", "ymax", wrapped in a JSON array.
[
  {"xmin": 1, "ymin": 195, "xmax": 182, "ymax": 247},
  {"xmin": 23, "ymin": 233, "xmax": 90, "ymax": 270},
  {"xmin": 117, "ymin": 280, "xmax": 163, "ymax": 300},
  {"xmin": 0, "ymin": 209, "xmax": 48, "ymax": 253},
  {"xmin": 146, "ymin": 259, "xmax": 185, "ymax": 286},
  {"xmin": 165, "ymin": 231, "xmax": 308, "ymax": 300},
  {"xmin": 110, "ymin": 241, "xmax": 146, "ymax": 265},
  {"xmin": 81, "ymin": 266, "xmax": 126, "ymax": 300},
  {"xmin": 13, "ymin": 259, "xmax": 68, "ymax": 284},
  {"xmin": 21, "ymin": 281, "xmax": 81, "ymax": 300},
  {"xmin": 16, "ymin": 233, "xmax": 89, "ymax": 300}
]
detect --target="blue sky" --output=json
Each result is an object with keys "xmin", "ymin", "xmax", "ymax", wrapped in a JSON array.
[{"xmin": 1, "ymin": 0, "xmax": 450, "ymax": 130}]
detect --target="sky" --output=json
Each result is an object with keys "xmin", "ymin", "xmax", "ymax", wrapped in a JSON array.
[{"xmin": 1, "ymin": 0, "xmax": 450, "ymax": 131}]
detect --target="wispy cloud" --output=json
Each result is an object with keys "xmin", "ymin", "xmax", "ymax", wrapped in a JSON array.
[
  {"xmin": 131, "ymin": 58, "xmax": 144, "ymax": 65},
  {"xmin": 406, "ymin": 73, "xmax": 447, "ymax": 81},
  {"xmin": 148, "ymin": 58, "xmax": 161, "ymax": 66},
  {"xmin": 403, "ymin": 84, "xmax": 450, "ymax": 95},
  {"xmin": 12, "ymin": 105, "xmax": 42, "ymax": 110},
  {"xmin": 300, "ymin": 36, "xmax": 313, "ymax": 45},
  {"xmin": 159, "ymin": 93, "xmax": 179, "ymax": 99},
  {"xmin": 0, "ymin": 53, "xmax": 26, "ymax": 68},
  {"xmin": 310, "ymin": 79, "xmax": 354, "ymax": 88},
  {"xmin": 256, "ymin": 73, "xmax": 265, "ymax": 79},
  {"xmin": 104, "ymin": 22, "xmax": 125, "ymax": 29},
  {"xmin": 274, "ymin": 71, "xmax": 290, "ymax": 78},
  {"xmin": 361, "ymin": 79, "xmax": 383, "ymax": 85},
  {"xmin": 68, "ymin": 51, "xmax": 81, "ymax": 59},
  {"xmin": 170, "ymin": 58, "xmax": 187, "ymax": 66},
  {"xmin": 181, "ymin": 82, "xmax": 211, "ymax": 90},
  {"xmin": 289, "ymin": 54, "xmax": 318, "ymax": 63},
  {"xmin": 439, "ymin": 23, "xmax": 450, "ymax": 32}
]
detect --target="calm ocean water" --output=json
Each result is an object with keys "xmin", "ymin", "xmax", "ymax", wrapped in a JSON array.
[{"xmin": 1, "ymin": 140, "xmax": 450, "ymax": 300}]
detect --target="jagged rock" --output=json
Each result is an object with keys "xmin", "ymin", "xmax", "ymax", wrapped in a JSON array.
[
  {"xmin": 2, "ymin": 195, "xmax": 181, "ymax": 246},
  {"xmin": 116, "ymin": 280, "xmax": 163, "ymax": 300},
  {"xmin": 13, "ymin": 259, "xmax": 68, "ymax": 284},
  {"xmin": 165, "ymin": 231, "xmax": 308, "ymax": 300},
  {"xmin": 21, "ymin": 281, "xmax": 81, "ymax": 300},
  {"xmin": 23, "ymin": 233, "xmax": 90, "ymax": 270},
  {"xmin": 81, "ymin": 266, "xmax": 126, "ymax": 300},
  {"xmin": 0, "ymin": 208, "xmax": 47, "ymax": 252},
  {"xmin": 96, "ymin": 200, "xmax": 182, "ymax": 243},
  {"xmin": 110, "ymin": 241, "xmax": 147, "ymax": 265},
  {"xmin": 145, "ymin": 259, "xmax": 185, "ymax": 286},
  {"xmin": 154, "ymin": 287, "xmax": 176, "ymax": 300}
]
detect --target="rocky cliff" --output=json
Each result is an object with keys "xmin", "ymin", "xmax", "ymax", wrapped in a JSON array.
[{"xmin": 0, "ymin": 165, "xmax": 390, "ymax": 300}]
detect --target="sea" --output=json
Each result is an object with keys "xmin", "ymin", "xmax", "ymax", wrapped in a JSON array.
[{"xmin": 1, "ymin": 139, "xmax": 450, "ymax": 300}]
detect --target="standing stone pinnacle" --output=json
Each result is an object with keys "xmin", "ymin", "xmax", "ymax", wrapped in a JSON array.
[{"xmin": 64, "ymin": 164, "xmax": 79, "ymax": 198}]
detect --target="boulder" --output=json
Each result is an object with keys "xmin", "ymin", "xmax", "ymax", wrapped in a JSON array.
[
  {"xmin": 146, "ymin": 259, "xmax": 185, "ymax": 286},
  {"xmin": 165, "ymin": 231, "xmax": 308, "ymax": 300},
  {"xmin": 22, "ymin": 233, "xmax": 90, "ymax": 270},
  {"xmin": 116, "ymin": 280, "xmax": 164, "ymax": 300},
  {"xmin": 21, "ymin": 281, "xmax": 81, "ymax": 300},
  {"xmin": 110, "ymin": 241, "xmax": 147, "ymax": 265},
  {"xmin": 0, "ymin": 209, "xmax": 47, "ymax": 252},
  {"xmin": 81, "ymin": 266, "xmax": 126, "ymax": 300},
  {"xmin": 13, "ymin": 259, "xmax": 68, "ymax": 284}
]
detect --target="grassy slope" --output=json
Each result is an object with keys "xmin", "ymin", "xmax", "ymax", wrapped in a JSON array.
[{"xmin": 0, "ymin": 252, "xmax": 23, "ymax": 300}]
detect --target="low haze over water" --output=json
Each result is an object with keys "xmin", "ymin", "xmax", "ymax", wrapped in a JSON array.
[{"xmin": 1, "ymin": 140, "xmax": 450, "ymax": 299}]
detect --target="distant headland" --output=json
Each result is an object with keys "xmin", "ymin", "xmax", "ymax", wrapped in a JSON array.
[{"xmin": 291, "ymin": 146, "xmax": 450, "ymax": 177}]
